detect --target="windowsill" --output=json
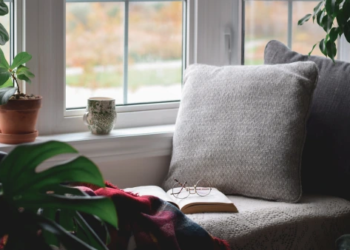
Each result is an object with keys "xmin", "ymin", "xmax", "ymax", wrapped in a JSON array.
[{"xmin": 0, "ymin": 125, "xmax": 175, "ymax": 160}]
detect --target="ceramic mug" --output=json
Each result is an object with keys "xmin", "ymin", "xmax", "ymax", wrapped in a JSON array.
[{"xmin": 83, "ymin": 97, "xmax": 116, "ymax": 135}]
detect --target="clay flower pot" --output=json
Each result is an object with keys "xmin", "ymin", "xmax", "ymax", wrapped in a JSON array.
[{"xmin": 0, "ymin": 96, "xmax": 42, "ymax": 144}]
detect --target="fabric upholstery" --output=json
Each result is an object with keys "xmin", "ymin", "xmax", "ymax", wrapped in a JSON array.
[
  {"xmin": 188, "ymin": 195, "xmax": 350, "ymax": 250},
  {"xmin": 264, "ymin": 40, "xmax": 350, "ymax": 199},
  {"xmin": 163, "ymin": 62, "xmax": 318, "ymax": 202}
]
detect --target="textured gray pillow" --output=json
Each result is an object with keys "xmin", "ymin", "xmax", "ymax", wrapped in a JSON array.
[
  {"xmin": 265, "ymin": 40, "xmax": 350, "ymax": 200},
  {"xmin": 163, "ymin": 62, "xmax": 319, "ymax": 203}
]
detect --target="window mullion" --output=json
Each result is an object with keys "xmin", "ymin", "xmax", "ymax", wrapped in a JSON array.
[
  {"xmin": 123, "ymin": 0, "xmax": 129, "ymax": 104},
  {"xmin": 287, "ymin": 0, "xmax": 292, "ymax": 49}
]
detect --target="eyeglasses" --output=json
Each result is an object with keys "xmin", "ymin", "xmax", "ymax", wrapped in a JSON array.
[{"xmin": 170, "ymin": 178, "xmax": 212, "ymax": 199}]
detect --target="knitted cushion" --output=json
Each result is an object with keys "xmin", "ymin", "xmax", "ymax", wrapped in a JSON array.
[
  {"xmin": 264, "ymin": 40, "xmax": 350, "ymax": 199},
  {"xmin": 163, "ymin": 62, "xmax": 319, "ymax": 203}
]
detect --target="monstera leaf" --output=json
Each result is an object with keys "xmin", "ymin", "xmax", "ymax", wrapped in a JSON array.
[{"xmin": 0, "ymin": 141, "xmax": 118, "ymax": 250}]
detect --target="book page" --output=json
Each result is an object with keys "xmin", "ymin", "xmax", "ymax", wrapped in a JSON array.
[
  {"xmin": 166, "ymin": 187, "xmax": 238, "ymax": 213},
  {"xmin": 123, "ymin": 185, "xmax": 178, "ymax": 208}
]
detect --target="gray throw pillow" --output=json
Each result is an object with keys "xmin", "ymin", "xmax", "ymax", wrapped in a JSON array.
[
  {"xmin": 264, "ymin": 40, "xmax": 350, "ymax": 200},
  {"xmin": 163, "ymin": 62, "xmax": 318, "ymax": 203}
]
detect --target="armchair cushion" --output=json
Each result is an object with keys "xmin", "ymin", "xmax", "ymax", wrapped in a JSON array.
[
  {"xmin": 163, "ymin": 63, "xmax": 318, "ymax": 202},
  {"xmin": 264, "ymin": 40, "xmax": 350, "ymax": 199}
]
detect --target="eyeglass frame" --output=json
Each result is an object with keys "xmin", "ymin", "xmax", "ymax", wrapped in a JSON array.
[{"xmin": 170, "ymin": 178, "xmax": 212, "ymax": 199}]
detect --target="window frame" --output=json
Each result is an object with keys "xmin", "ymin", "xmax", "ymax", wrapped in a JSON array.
[
  {"xmin": 242, "ymin": 0, "xmax": 350, "ymax": 64},
  {"xmin": 25, "ymin": 0, "xmax": 192, "ymax": 135}
]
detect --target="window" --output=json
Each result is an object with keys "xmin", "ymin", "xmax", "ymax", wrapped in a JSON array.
[
  {"xmin": 244, "ymin": 0, "xmax": 335, "ymax": 65},
  {"xmin": 65, "ymin": 1, "xmax": 185, "ymax": 110}
]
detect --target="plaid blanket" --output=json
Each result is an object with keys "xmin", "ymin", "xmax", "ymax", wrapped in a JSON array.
[{"xmin": 93, "ymin": 182, "xmax": 230, "ymax": 250}]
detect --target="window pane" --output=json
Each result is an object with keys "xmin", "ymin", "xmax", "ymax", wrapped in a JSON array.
[
  {"xmin": 0, "ymin": 2, "xmax": 10, "ymax": 63},
  {"xmin": 66, "ymin": 2, "xmax": 124, "ymax": 109},
  {"xmin": 244, "ymin": 1, "xmax": 288, "ymax": 65},
  {"xmin": 128, "ymin": 2, "xmax": 183, "ymax": 104},
  {"xmin": 292, "ymin": 2, "xmax": 326, "ymax": 56}
]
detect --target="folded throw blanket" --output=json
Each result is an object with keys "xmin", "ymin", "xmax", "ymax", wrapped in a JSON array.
[{"xmin": 93, "ymin": 182, "xmax": 230, "ymax": 250}]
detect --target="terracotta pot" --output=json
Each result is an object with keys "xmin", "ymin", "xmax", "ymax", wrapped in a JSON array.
[{"xmin": 0, "ymin": 96, "xmax": 42, "ymax": 144}]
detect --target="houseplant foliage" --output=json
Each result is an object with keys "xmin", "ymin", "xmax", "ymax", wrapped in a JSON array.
[
  {"xmin": 0, "ymin": 0, "xmax": 34, "ymax": 104},
  {"xmin": 298, "ymin": 0, "xmax": 350, "ymax": 61},
  {"xmin": 0, "ymin": 141, "xmax": 118, "ymax": 250}
]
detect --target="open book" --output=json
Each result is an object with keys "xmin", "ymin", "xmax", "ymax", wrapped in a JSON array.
[{"xmin": 124, "ymin": 185, "xmax": 238, "ymax": 214}]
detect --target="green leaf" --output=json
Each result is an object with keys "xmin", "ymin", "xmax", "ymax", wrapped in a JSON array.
[
  {"xmin": 14, "ymin": 156, "xmax": 106, "ymax": 195},
  {"xmin": 35, "ymin": 214, "xmax": 98, "ymax": 250},
  {"xmin": 0, "ymin": 87, "xmax": 16, "ymax": 105},
  {"xmin": 0, "ymin": 67, "xmax": 10, "ymax": 86},
  {"xmin": 326, "ymin": 40, "xmax": 337, "ymax": 61},
  {"xmin": 344, "ymin": 21, "xmax": 350, "ymax": 43},
  {"xmin": 17, "ymin": 73, "xmax": 31, "ymax": 83},
  {"xmin": 319, "ymin": 38, "xmax": 328, "ymax": 56},
  {"xmin": 0, "ymin": 141, "xmax": 78, "ymax": 188},
  {"xmin": 74, "ymin": 212, "xmax": 108, "ymax": 250},
  {"xmin": 298, "ymin": 14, "xmax": 312, "ymax": 25},
  {"xmin": 11, "ymin": 52, "xmax": 32, "ymax": 70},
  {"xmin": 17, "ymin": 194, "xmax": 118, "ymax": 229},
  {"xmin": 313, "ymin": 1, "xmax": 325, "ymax": 22},
  {"xmin": 336, "ymin": 234, "xmax": 350, "ymax": 250},
  {"xmin": 0, "ymin": 48, "xmax": 9, "ymax": 69},
  {"xmin": 325, "ymin": 0, "xmax": 339, "ymax": 17},
  {"xmin": 0, "ymin": 23, "xmax": 9, "ymax": 46},
  {"xmin": 329, "ymin": 27, "xmax": 339, "ymax": 41},
  {"xmin": 0, "ymin": 0, "xmax": 8, "ymax": 16},
  {"xmin": 308, "ymin": 43, "xmax": 318, "ymax": 56},
  {"xmin": 321, "ymin": 14, "xmax": 333, "ymax": 32},
  {"xmin": 17, "ymin": 65, "xmax": 35, "ymax": 77},
  {"xmin": 317, "ymin": 9, "xmax": 326, "ymax": 26}
]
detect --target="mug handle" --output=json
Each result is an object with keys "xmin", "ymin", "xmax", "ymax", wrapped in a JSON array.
[{"xmin": 83, "ymin": 112, "xmax": 90, "ymax": 126}]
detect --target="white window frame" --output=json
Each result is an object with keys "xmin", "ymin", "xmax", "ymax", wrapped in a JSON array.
[
  {"xmin": 242, "ymin": 0, "xmax": 350, "ymax": 63},
  {"xmin": 22, "ymin": 0, "xmax": 241, "ymax": 135}
]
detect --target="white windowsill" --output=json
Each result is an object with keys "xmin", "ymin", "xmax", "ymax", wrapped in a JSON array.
[{"xmin": 0, "ymin": 125, "xmax": 175, "ymax": 161}]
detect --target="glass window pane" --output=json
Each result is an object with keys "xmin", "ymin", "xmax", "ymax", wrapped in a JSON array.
[
  {"xmin": 0, "ymin": 2, "xmax": 10, "ymax": 63},
  {"xmin": 66, "ymin": 2, "xmax": 124, "ymax": 109},
  {"xmin": 128, "ymin": 2, "xmax": 183, "ymax": 104},
  {"xmin": 244, "ymin": 1, "xmax": 288, "ymax": 65},
  {"xmin": 292, "ymin": 2, "xmax": 326, "ymax": 56}
]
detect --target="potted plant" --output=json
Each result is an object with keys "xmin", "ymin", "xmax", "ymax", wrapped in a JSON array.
[
  {"xmin": 0, "ymin": 140, "xmax": 118, "ymax": 250},
  {"xmin": 0, "ymin": 0, "xmax": 39, "ymax": 144},
  {"xmin": 298, "ymin": 0, "xmax": 350, "ymax": 61}
]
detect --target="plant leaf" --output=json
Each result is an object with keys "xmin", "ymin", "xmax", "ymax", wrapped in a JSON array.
[
  {"xmin": 321, "ymin": 14, "xmax": 333, "ymax": 32},
  {"xmin": 16, "ymin": 65, "xmax": 35, "ymax": 79},
  {"xmin": 319, "ymin": 38, "xmax": 328, "ymax": 56},
  {"xmin": 17, "ymin": 194, "xmax": 118, "ymax": 229},
  {"xmin": 308, "ymin": 43, "xmax": 318, "ymax": 56},
  {"xmin": 298, "ymin": 14, "xmax": 312, "ymax": 25},
  {"xmin": 0, "ymin": 0, "xmax": 8, "ymax": 16},
  {"xmin": 0, "ymin": 67, "xmax": 10, "ymax": 86},
  {"xmin": 313, "ymin": 1, "xmax": 325, "ymax": 22},
  {"xmin": 0, "ymin": 87, "xmax": 16, "ymax": 105},
  {"xmin": 74, "ymin": 212, "xmax": 108, "ymax": 250},
  {"xmin": 325, "ymin": 0, "xmax": 339, "ymax": 17},
  {"xmin": 336, "ymin": 234, "xmax": 350, "ymax": 250},
  {"xmin": 35, "ymin": 213, "xmax": 98, "ymax": 250},
  {"xmin": 344, "ymin": 21, "xmax": 350, "ymax": 43},
  {"xmin": 0, "ymin": 141, "xmax": 78, "ymax": 188},
  {"xmin": 0, "ymin": 48, "xmax": 9, "ymax": 69},
  {"xmin": 14, "ymin": 156, "xmax": 106, "ymax": 195},
  {"xmin": 11, "ymin": 52, "xmax": 32, "ymax": 70},
  {"xmin": 0, "ymin": 23, "xmax": 9, "ymax": 46},
  {"xmin": 329, "ymin": 27, "xmax": 339, "ymax": 41},
  {"xmin": 17, "ymin": 74, "xmax": 31, "ymax": 83},
  {"xmin": 326, "ymin": 40, "xmax": 337, "ymax": 61},
  {"xmin": 317, "ymin": 9, "xmax": 326, "ymax": 26}
]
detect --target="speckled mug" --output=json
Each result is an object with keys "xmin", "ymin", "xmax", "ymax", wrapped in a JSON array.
[{"xmin": 83, "ymin": 97, "xmax": 116, "ymax": 135}]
